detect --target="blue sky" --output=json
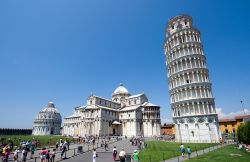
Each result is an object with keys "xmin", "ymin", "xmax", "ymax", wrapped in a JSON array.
[{"xmin": 0, "ymin": 0, "xmax": 249, "ymax": 128}]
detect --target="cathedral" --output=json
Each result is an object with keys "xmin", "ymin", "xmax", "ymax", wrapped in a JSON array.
[{"xmin": 63, "ymin": 83, "xmax": 161, "ymax": 137}]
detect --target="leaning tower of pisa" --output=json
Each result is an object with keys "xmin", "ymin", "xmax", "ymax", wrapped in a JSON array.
[{"xmin": 164, "ymin": 15, "xmax": 221, "ymax": 143}]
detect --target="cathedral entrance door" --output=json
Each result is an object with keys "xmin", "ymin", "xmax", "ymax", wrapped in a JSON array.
[
  {"xmin": 113, "ymin": 129, "xmax": 115, "ymax": 135},
  {"xmin": 50, "ymin": 127, "xmax": 54, "ymax": 135}
]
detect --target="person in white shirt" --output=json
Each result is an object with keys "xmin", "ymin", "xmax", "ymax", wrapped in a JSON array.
[
  {"xmin": 59, "ymin": 141, "xmax": 63, "ymax": 151},
  {"xmin": 93, "ymin": 149, "xmax": 97, "ymax": 162},
  {"xmin": 21, "ymin": 147, "xmax": 27, "ymax": 162},
  {"xmin": 119, "ymin": 148, "xmax": 126, "ymax": 162},
  {"xmin": 13, "ymin": 149, "xmax": 19, "ymax": 162}
]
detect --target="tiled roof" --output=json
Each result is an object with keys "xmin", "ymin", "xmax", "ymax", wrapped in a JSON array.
[
  {"xmin": 235, "ymin": 115, "xmax": 250, "ymax": 120},
  {"xmin": 219, "ymin": 119, "xmax": 236, "ymax": 122}
]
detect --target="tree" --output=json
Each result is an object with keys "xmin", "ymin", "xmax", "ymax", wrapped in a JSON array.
[
  {"xmin": 245, "ymin": 121, "xmax": 250, "ymax": 144},
  {"xmin": 237, "ymin": 121, "xmax": 250, "ymax": 144}
]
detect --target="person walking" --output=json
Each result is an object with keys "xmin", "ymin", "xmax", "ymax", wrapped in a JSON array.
[
  {"xmin": 45, "ymin": 150, "xmax": 50, "ymax": 162},
  {"xmin": 112, "ymin": 146, "xmax": 118, "ymax": 161},
  {"xmin": 2, "ymin": 147, "xmax": 10, "ymax": 162},
  {"xmin": 101, "ymin": 139, "xmax": 104, "ymax": 148},
  {"xmin": 13, "ymin": 148, "xmax": 19, "ymax": 162},
  {"xmin": 119, "ymin": 148, "xmax": 126, "ymax": 162},
  {"xmin": 93, "ymin": 149, "xmax": 97, "ymax": 162},
  {"xmin": 21, "ymin": 147, "xmax": 27, "ymax": 162},
  {"xmin": 133, "ymin": 150, "xmax": 139, "ymax": 162},
  {"xmin": 104, "ymin": 142, "xmax": 108, "ymax": 151},
  {"xmin": 50, "ymin": 149, "xmax": 56, "ymax": 162},
  {"xmin": 180, "ymin": 144, "xmax": 185, "ymax": 158},
  {"xmin": 67, "ymin": 141, "xmax": 70, "ymax": 150},
  {"xmin": 187, "ymin": 146, "xmax": 191, "ymax": 159},
  {"xmin": 40, "ymin": 148, "xmax": 47, "ymax": 162},
  {"xmin": 61, "ymin": 142, "xmax": 67, "ymax": 159},
  {"xmin": 55, "ymin": 142, "xmax": 59, "ymax": 151},
  {"xmin": 59, "ymin": 141, "xmax": 63, "ymax": 151},
  {"xmin": 30, "ymin": 145, "xmax": 35, "ymax": 159}
]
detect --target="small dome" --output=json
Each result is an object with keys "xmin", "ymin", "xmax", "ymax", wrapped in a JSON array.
[
  {"xmin": 40, "ymin": 101, "xmax": 59, "ymax": 113},
  {"xmin": 113, "ymin": 83, "xmax": 129, "ymax": 95},
  {"xmin": 35, "ymin": 101, "xmax": 62, "ymax": 121},
  {"xmin": 47, "ymin": 101, "xmax": 55, "ymax": 108}
]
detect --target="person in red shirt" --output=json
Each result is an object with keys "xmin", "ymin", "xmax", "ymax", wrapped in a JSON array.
[{"xmin": 40, "ymin": 148, "xmax": 47, "ymax": 162}]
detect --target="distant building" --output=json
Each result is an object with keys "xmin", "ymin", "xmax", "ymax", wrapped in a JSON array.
[
  {"xmin": 63, "ymin": 83, "xmax": 161, "ymax": 137},
  {"xmin": 161, "ymin": 123, "xmax": 175, "ymax": 135},
  {"xmin": 164, "ymin": 15, "xmax": 221, "ymax": 143},
  {"xmin": 32, "ymin": 102, "xmax": 62, "ymax": 135},
  {"xmin": 243, "ymin": 115, "xmax": 250, "ymax": 123},
  {"xmin": 219, "ymin": 114, "xmax": 250, "ymax": 134},
  {"xmin": 219, "ymin": 119, "xmax": 237, "ymax": 134}
]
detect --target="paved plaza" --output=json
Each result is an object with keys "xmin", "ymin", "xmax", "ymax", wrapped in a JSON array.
[{"xmin": 63, "ymin": 139, "xmax": 137, "ymax": 162}]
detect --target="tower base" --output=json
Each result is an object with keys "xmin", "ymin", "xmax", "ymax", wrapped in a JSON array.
[{"xmin": 174, "ymin": 115, "xmax": 221, "ymax": 143}]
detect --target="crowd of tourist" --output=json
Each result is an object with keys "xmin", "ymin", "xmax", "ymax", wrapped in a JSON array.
[
  {"xmin": 129, "ymin": 137, "xmax": 145, "ymax": 150},
  {"xmin": 0, "ymin": 138, "xmax": 71, "ymax": 162},
  {"xmin": 5, "ymin": 135, "xmax": 250, "ymax": 162},
  {"xmin": 237, "ymin": 142, "xmax": 250, "ymax": 153},
  {"xmin": 0, "ymin": 135, "xmax": 123, "ymax": 162},
  {"xmin": 0, "ymin": 140, "xmax": 36, "ymax": 162}
]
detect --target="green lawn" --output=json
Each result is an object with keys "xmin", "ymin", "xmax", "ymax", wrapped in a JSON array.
[
  {"xmin": 139, "ymin": 141, "xmax": 218, "ymax": 162},
  {"xmin": 185, "ymin": 145, "xmax": 250, "ymax": 162},
  {"xmin": 0, "ymin": 135, "xmax": 74, "ymax": 148}
]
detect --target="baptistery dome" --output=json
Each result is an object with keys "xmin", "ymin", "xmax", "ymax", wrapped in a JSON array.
[{"xmin": 32, "ymin": 101, "xmax": 62, "ymax": 135}]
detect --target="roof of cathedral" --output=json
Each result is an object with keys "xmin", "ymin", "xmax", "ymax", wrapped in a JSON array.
[
  {"xmin": 64, "ymin": 114, "xmax": 81, "ymax": 119},
  {"xmin": 128, "ymin": 93, "xmax": 144, "ymax": 98},
  {"xmin": 119, "ymin": 105, "xmax": 141, "ymax": 111},
  {"xmin": 142, "ymin": 102, "xmax": 159, "ymax": 107},
  {"xmin": 92, "ymin": 95, "xmax": 118, "ymax": 104},
  {"xmin": 85, "ymin": 105, "xmax": 99, "ymax": 109},
  {"xmin": 113, "ymin": 83, "xmax": 130, "ymax": 95},
  {"xmin": 96, "ymin": 105, "xmax": 120, "ymax": 111},
  {"xmin": 75, "ymin": 106, "xmax": 85, "ymax": 110}
]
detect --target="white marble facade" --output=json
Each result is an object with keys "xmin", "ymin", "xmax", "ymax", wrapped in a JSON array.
[
  {"xmin": 164, "ymin": 15, "xmax": 221, "ymax": 143},
  {"xmin": 32, "ymin": 102, "xmax": 62, "ymax": 135},
  {"xmin": 63, "ymin": 83, "xmax": 161, "ymax": 137}
]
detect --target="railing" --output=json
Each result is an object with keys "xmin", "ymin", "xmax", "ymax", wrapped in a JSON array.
[{"xmin": 143, "ymin": 142, "xmax": 232, "ymax": 162}]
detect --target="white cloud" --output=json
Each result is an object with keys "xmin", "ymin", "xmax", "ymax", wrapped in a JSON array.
[{"xmin": 216, "ymin": 107, "xmax": 250, "ymax": 119}]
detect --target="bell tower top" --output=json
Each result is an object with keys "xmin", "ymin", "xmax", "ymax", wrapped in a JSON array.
[{"xmin": 166, "ymin": 14, "xmax": 193, "ymax": 36}]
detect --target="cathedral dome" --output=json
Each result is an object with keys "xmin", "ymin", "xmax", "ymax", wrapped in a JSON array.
[{"xmin": 113, "ymin": 83, "xmax": 129, "ymax": 95}]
